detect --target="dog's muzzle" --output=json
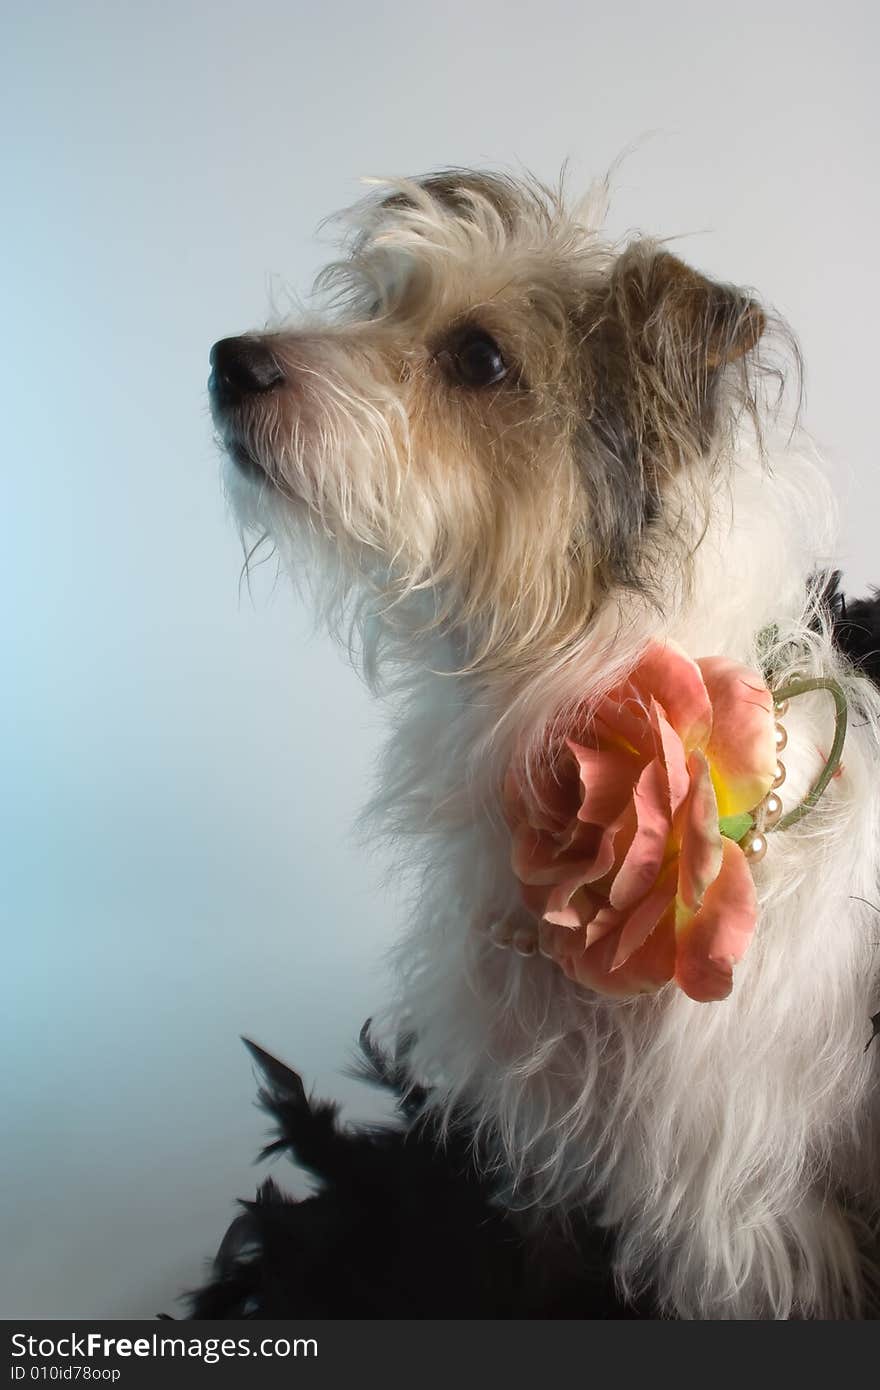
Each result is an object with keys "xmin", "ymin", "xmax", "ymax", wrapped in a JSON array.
[
  {"xmin": 209, "ymin": 336, "xmax": 285, "ymax": 476},
  {"xmin": 208, "ymin": 336, "xmax": 284, "ymax": 407}
]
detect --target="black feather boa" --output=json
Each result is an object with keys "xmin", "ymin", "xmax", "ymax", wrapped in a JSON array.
[{"xmin": 184, "ymin": 1029, "xmax": 643, "ymax": 1319}]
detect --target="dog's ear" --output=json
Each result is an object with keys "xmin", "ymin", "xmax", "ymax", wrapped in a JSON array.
[
  {"xmin": 586, "ymin": 244, "xmax": 765, "ymax": 477},
  {"xmin": 608, "ymin": 243, "xmax": 765, "ymax": 385},
  {"xmin": 578, "ymin": 246, "xmax": 765, "ymax": 582}
]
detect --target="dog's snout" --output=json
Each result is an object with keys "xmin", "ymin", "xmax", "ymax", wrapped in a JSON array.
[{"xmin": 209, "ymin": 336, "xmax": 285, "ymax": 400}]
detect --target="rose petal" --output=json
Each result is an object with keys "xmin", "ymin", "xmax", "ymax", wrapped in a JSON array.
[
  {"xmin": 543, "ymin": 875, "xmax": 608, "ymax": 928},
  {"xmin": 674, "ymin": 837, "xmax": 758, "ymax": 1002},
  {"xmin": 649, "ymin": 699, "xmax": 691, "ymax": 817},
  {"xmin": 567, "ymin": 739, "xmax": 643, "ymax": 827},
  {"xmin": 610, "ymin": 859, "xmax": 679, "ymax": 969},
  {"xmin": 697, "ymin": 657, "xmax": 777, "ymax": 818},
  {"xmin": 538, "ymin": 912, "xmax": 619, "ymax": 964},
  {"xmin": 512, "ymin": 818, "xmax": 619, "ymax": 897},
  {"xmin": 523, "ymin": 881, "xmax": 602, "ymax": 927},
  {"xmin": 619, "ymin": 641, "xmax": 713, "ymax": 753},
  {"xmin": 678, "ymin": 750, "xmax": 723, "ymax": 912},
  {"xmin": 511, "ymin": 817, "xmax": 600, "ymax": 884},
  {"xmin": 593, "ymin": 704, "xmax": 655, "ymax": 762},
  {"xmin": 511, "ymin": 823, "xmax": 552, "ymax": 883},
  {"xmin": 503, "ymin": 758, "xmax": 581, "ymax": 836},
  {"xmin": 582, "ymin": 904, "xmax": 626, "ymax": 948},
  {"xmin": 609, "ymin": 757, "xmax": 672, "ymax": 912},
  {"xmin": 556, "ymin": 904, "xmax": 677, "ymax": 997},
  {"xmin": 522, "ymin": 881, "xmax": 553, "ymax": 919}
]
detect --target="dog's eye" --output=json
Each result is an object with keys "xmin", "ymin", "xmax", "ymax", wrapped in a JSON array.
[{"xmin": 449, "ymin": 331, "xmax": 508, "ymax": 388}]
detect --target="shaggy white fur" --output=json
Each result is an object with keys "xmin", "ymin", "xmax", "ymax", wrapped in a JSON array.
[
  {"xmin": 213, "ymin": 171, "xmax": 880, "ymax": 1319},
  {"xmin": 382, "ymin": 445, "xmax": 880, "ymax": 1319}
]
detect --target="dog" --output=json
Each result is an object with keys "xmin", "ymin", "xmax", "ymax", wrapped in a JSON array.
[{"xmin": 208, "ymin": 169, "xmax": 880, "ymax": 1319}]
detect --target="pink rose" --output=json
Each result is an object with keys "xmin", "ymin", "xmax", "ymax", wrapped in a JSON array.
[{"xmin": 503, "ymin": 643, "xmax": 778, "ymax": 1002}]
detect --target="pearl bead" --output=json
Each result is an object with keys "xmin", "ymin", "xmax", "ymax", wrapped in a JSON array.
[
  {"xmin": 489, "ymin": 918, "xmax": 514, "ymax": 948},
  {"xmin": 763, "ymin": 792, "xmax": 783, "ymax": 828},
  {"xmin": 773, "ymin": 698, "xmax": 790, "ymax": 717},
  {"xmin": 742, "ymin": 831, "xmax": 768, "ymax": 863},
  {"xmin": 774, "ymin": 723, "xmax": 788, "ymax": 752},
  {"xmin": 513, "ymin": 927, "xmax": 538, "ymax": 957},
  {"xmin": 772, "ymin": 760, "xmax": 786, "ymax": 788}
]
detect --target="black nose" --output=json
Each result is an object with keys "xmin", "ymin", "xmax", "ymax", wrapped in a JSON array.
[{"xmin": 209, "ymin": 336, "xmax": 285, "ymax": 400}]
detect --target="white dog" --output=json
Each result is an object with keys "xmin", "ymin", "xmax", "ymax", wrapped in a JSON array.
[{"xmin": 209, "ymin": 170, "xmax": 880, "ymax": 1319}]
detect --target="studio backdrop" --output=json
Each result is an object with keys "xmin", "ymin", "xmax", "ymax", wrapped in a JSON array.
[{"xmin": 2, "ymin": 0, "xmax": 877, "ymax": 1318}]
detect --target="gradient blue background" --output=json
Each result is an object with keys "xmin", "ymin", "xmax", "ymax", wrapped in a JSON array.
[{"xmin": 3, "ymin": 0, "xmax": 878, "ymax": 1317}]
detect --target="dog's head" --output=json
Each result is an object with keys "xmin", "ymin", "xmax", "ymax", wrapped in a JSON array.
[{"xmin": 209, "ymin": 170, "xmax": 766, "ymax": 665}]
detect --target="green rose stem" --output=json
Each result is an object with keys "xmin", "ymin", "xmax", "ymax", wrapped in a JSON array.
[{"xmin": 764, "ymin": 677, "xmax": 848, "ymax": 834}]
